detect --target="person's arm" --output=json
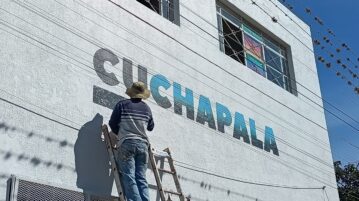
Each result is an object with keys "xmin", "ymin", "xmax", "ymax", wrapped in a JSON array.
[
  {"xmin": 147, "ymin": 108, "xmax": 154, "ymax": 131},
  {"xmin": 109, "ymin": 102, "xmax": 121, "ymax": 135}
]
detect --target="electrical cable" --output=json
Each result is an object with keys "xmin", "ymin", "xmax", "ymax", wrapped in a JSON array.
[
  {"xmin": 180, "ymin": 0, "xmax": 359, "ymax": 103},
  {"xmin": 81, "ymin": 0, "xmax": 359, "ymax": 125},
  {"xmin": 266, "ymin": 0, "xmax": 359, "ymax": 86},
  {"xmin": 0, "ymin": 24, "xmax": 340, "ymax": 188},
  {"xmin": 0, "ymin": 96, "xmax": 79, "ymax": 131},
  {"xmin": 0, "ymin": 19, "xmax": 338, "ymax": 171},
  {"xmin": 263, "ymin": 0, "xmax": 359, "ymax": 95},
  {"xmin": 195, "ymin": 5, "xmax": 359, "ymax": 125},
  {"xmin": 3, "ymin": 1, "xmax": 348, "ymax": 166},
  {"xmin": 248, "ymin": 0, "xmax": 359, "ymax": 129},
  {"xmin": 173, "ymin": 160, "xmax": 325, "ymax": 190},
  {"xmin": 153, "ymin": 0, "xmax": 359, "ymax": 129},
  {"xmin": 0, "ymin": 87, "xmax": 339, "ymax": 191},
  {"xmin": 287, "ymin": 0, "xmax": 359, "ymax": 71},
  {"xmin": 105, "ymin": 0, "xmax": 339, "ymax": 132},
  {"xmin": 0, "ymin": 1, "xmax": 358, "ymax": 171},
  {"xmin": 0, "ymin": 1, "xmax": 348, "ymax": 187},
  {"xmin": 6, "ymin": 0, "xmax": 338, "ymax": 152},
  {"xmin": 7, "ymin": 0, "xmax": 359, "ymax": 174}
]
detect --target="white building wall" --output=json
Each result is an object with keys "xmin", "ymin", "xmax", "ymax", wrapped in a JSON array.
[{"xmin": 0, "ymin": 0, "xmax": 339, "ymax": 200}]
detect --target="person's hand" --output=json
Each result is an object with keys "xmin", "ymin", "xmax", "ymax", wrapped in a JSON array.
[{"xmin": 109, "ymin": 131, "xmax": 118, "ymax": 148}]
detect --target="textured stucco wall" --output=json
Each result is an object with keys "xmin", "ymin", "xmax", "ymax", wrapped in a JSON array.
[{"xmin": 0, "ymin": 0, "xmax": 339, "ymax": 200}]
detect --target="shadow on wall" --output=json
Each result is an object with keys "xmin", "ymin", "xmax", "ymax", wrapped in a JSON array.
[
  {"xmin": 178, "ymin": 175, "xmax": 264, "ymax": 201},
  {"xmin": 0, "ymin": 173, "xmax": 9, "ymax": 189},
  {"xmin": 0, "ymin": 122, "xmax": 75, "ymax": 149},
  {"xmin": 0, "ymin": 148, "xmax": 75, "ymax": 172},
  {"xmin": 74, "ymin": 113, "xmax": 114, "ymax": 197}
]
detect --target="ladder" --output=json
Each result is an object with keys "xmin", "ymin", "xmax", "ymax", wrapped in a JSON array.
[
  {"xmin": 102, "ymin": 125, "xmax": 126, "ymax": 201},
  {"xmin": 149, "ymin": 146, "xmax": 187, "ymax": 201},
  {"xmin": 101, "ymin": 125, "xmax": 189, "ymax": 201}
]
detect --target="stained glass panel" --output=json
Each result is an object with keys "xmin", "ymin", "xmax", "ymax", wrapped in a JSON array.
[
  {"xmin": 243, "ymin": 25, "xmax": 262, "ymax": 42},
  {"xmin": 246, "ymin": 53, "xmax": 265, "ymax": 77},
  {"xmin": 244, "ymin": 33, "xmax": 263, "ymax": 59}
]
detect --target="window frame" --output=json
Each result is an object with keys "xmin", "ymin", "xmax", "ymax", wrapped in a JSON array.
[
  {"xmin": 136, "ymin": 0, "xmax": 180, "ymax": 25},
  {"xmin": 216, "ymin": 3, "xmax": 294, "ymax": 94}
]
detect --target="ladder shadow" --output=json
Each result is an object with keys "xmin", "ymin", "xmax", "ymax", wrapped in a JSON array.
[{"xmin": 74, "ymin": 113, "xmax": 114, "ymax": 198}]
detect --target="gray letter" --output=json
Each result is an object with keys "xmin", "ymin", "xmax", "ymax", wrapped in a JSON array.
[
  {"xmin": 123, "ymin": 58, "xmax": 148, "ymax": 88},
  {"xmin": 93, "ymin": 48, "xmax": 119, "ymax": 86}
]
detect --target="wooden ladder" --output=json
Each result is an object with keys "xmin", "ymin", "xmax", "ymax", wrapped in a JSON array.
[
  {"xmin": 149, "ymin": 146, "xmax": 188, "ymax": 201},
  {"xmin": 102, "ymin": 124, "xmax": 189, "ymax": 201},
  {"xmin": 102, "ymin": 125, "xmax": 126, "ymax": 201}
]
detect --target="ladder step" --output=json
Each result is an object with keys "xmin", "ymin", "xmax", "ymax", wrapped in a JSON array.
[
  {"xmin": 164, "ymin": 189, "xmax": 182, "ymax": 196},
  {"xmin": 152, "ymin": 148, "xmax": 170, "ymax": 158},
  {"xmin": 158, "ymin": 168, "xmax": 175, "ymax": 175}
]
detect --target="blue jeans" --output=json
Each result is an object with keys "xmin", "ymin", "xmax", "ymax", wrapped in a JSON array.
[{"xmin": 116, "ymin": 139, "xmax": 150, "ymax": 201}]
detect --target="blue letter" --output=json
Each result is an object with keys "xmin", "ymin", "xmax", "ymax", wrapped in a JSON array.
[
  {"xmin": 216, "ymin": 103, "xmax": 232, "ymax": 133},
  {"xmin": 233, "ymin": 112, "xmax": 250, "ymax": 144},
  {"xmin": 173, "ymin": 82, "xmax": 194, "ymax": 120},
  {"xmin": 249, "ymin": 118, "xmax": 263, "ymax": 149},
  {"xmin": 196, "ymin": 95, "xmax": 216, "ymax": 130},
  {"xmin": 150, "ymin": 74, "xmax": 172, "ymax": 109},
  {"xmin": 264, "ymin": 126, "xmax": 279, "ymax": 156}
]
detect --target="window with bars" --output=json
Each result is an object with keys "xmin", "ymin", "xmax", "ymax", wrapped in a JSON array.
[
  {"xmin": 217, "ymin": 3, "xmax": 294, "ymax": 93},
  {"xmin": 137, "ymin": 0, "xmax": 180, "ymax": 25}
]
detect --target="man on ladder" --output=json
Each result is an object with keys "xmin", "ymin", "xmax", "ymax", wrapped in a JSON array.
[{"xmin": 109, "ymin": 81, "xmax": 154, "ymax": 201}]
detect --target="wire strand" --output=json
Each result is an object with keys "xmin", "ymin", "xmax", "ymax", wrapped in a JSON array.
[
  {"xmin": 6, "ymin": 0, "xmax": 338, "ymax": 151},
  {"xmin": 174, "ymin": 160, "xmax": 325, "ymax": 190},
  {"xmin": 179, "ymin": 0, "xmax": 359, "ymax": 118},
  {"xmin": 0, "ymin": 0, "xmax": 348, "ymax": 187},
  {"xmin": 0, "ymin": 0, "xmax": 358, "ymax": 171}
]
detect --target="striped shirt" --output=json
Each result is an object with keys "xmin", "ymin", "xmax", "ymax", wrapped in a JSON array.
[{"xmin": 109, "ymin": 98, "xmax": 154, "ymax": 145}]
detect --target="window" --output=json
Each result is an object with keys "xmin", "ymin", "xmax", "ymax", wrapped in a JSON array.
[
  {"xmin": 217, "ymin": 4, "xmax": 294, "ymax": 93},
  {"xmin": 137, "ymin": 0, "xmax": 180, "ymax": 25}
]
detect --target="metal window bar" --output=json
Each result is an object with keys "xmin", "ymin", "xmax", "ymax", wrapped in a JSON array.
[
  {"xmin": 217, "ymin": 4, "xmax": 286, "ymax": 60},
  {"xmin": 217, "ymin": 14, "xmax": 249, "ymax": 64},
  {"xmin": 144, "ymin": 1, "xmax": 292, "ymax": 92},
  {"xmin": 221, "ymin": 15, "xmax": 282, "ymax": 70},
  {"xmin": 243, "ymin": 37, "xmax": 264, "ymax": 59},
  {"xmin": 227, "ymin": 42, "xmax": 262, "ymax": 61},
  {"xmin": 222, "ymin": 18, "xmax": 245, "ymax": 63},
  {"xmin": 223, "ymin": 28, "xmax": 263, "ymax": 59},
  {"xmin": 218, "ymin": 8, "xmax": 268, "ymax": 66},
  {"xmin": 147, "ymin": 0, "xmax": 161, "ymax": 14},
  {"xmin": 144, "ymin": 0, "xmax": 177, "ymax": 23},
  {"xmin": 217, "ymin": 5, "xmax": 242, "ymax": 29},
  {"xmin": 267, "ymin": 66, "xmax": 285, "ymax": 87},
  {"xmin": 223, "ymin": 29, "xmax": 243, "ymax": 37},
  {"xmin": 246, "ymin": 33, "xmax": 290, "ymax": 91},
  {"xmin": 224, "ymin": 37, "xmax": 245, "ymax": 63},
  {"xmin": 217, "ymin": 7, "xmax": 290, "ymax": 71},
  {"xmin": 263, "ymin": 47, "xmax": 291, "ymax": 90},
  {"xmin": 264, "ymin": 49, "xmax": 283, "ymax": 71},
  {"xmin": 263, "ymin": 49, "xmax": 287, "ymax": 89},
  {"xmin": 165, "ymin": 0, "xmax": 175, "ymax": 22},
  {"xmin": 138, "ymin": 0, "xmax": 178, "ymax": 23},
  {"xmin": 138, "ymin": 0, "xmax": 160, "ymax": 13},
  {"xmin": 219, "ymin": 4, "xmax": 294, "ymax": 92}
]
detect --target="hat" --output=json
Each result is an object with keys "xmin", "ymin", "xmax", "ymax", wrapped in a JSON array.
[{"xmin": 125, "ymin": 82, "xmax": 151, "ymax": 99}]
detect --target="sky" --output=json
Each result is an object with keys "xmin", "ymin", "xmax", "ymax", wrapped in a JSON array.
[{"xmin": 281, "ymin": 0, "xmax": 359, "ymax": 165}]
